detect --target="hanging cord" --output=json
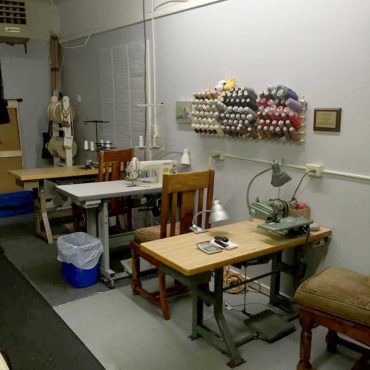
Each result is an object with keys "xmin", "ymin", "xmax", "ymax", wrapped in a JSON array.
[
  {"xmin": 142, "ymin": 0, "xmax": 148, "ymax": 159},
  {"xmin": 291, "ymin": 170, "xmax": 314, "ymax": 201},
  {"xmin": 49, "ymin": 0, "xmax": 93, "ymax": 49}
]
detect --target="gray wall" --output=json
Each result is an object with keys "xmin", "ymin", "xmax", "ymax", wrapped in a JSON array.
[
  {"xmin": 1, "ymin": 40, "xmax": 52, "ymax": 168},
  {"xmin": 61, "ymin": 0, "xmax": 370, "ymax": 284},
  {"xmin": 61, "ymin": 23, "xmax": 146, "ymax": 165}
]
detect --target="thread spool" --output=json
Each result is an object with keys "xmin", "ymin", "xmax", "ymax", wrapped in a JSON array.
[
  {"xmin": 89, "ymin": 141, "xmax": 95, "ymax": 151},
  {"xmin": 274, "ymin": 127, "xmax": 283, "ymax": 137},
  {"xmin": 283, "ymin": 127, "xmax": 291, "ymax": 140},
  {"xmin": 289, "ymin": 114, "xmax": 302, "ymax": 129},
  {"xmin": 264, "ymin": 126, "xmax": 273, "ymax": 139},
  {"xmin": 286, "ymin": 98, "xmax": 303, "ymax": 113},
  {"xmin": 139, "ymin": 135, "xmax": 144, "ymax": 147},
  {"xmin": 257, "ymin": 125, "xmax": 266, "ymax": 139},
  {"xmin": 83, "ymin": 140, "xmax": 89, "ymax": 150},
  {"xmin": 289, "ymin": 127, "xmax": 299, "ymax": 141}
]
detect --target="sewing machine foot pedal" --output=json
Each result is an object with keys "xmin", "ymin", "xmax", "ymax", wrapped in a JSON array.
[{"xmin": 244, "ymin": 309, "xmax": 295, "ymax": 342}]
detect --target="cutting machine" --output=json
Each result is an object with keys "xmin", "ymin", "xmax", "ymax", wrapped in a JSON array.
[{"xmin": 250, "ymin": 199, "xmax": 312, "ymax": 236}]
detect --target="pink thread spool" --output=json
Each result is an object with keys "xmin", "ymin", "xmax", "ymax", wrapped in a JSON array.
[{"xmin": 259, "ymin": 97, "xmax": 268, "ymax": 107}]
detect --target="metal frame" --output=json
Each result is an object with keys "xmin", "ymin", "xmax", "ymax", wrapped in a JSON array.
[{"xmin": 160, "ymin": 236, "xmax": 330, "ymax": 368}]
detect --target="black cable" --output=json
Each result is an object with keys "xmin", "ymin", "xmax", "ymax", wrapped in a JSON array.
[{"xmin": 290, "ymin": 171, "xmax": 313, "ymax": 201}]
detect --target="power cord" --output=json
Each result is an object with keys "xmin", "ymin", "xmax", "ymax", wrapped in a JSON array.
[
  {"xmin": 291, "ymin": 170, "xmax": 314, "ymax": 201},
  {"xmin": 223, "ymin": 266, "xmax": 262, "ymax": 294}
]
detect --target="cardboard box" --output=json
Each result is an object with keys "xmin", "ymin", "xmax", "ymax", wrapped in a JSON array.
[{"xmin": 288, "ymin": 206, "xmax": 311, "ymax": 219}]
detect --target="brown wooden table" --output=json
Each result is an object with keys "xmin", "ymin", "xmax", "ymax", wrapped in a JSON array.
[
  {"xmin": 141, "ymin": 220, "xmax": 332, "ymax": 367},
  {"xmin": 8, "ymin": 166, "xmax": 97, "ymax": 244}
]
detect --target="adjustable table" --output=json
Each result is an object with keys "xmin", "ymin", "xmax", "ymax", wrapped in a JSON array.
[
  {"xmin": 56, "ymin": 180, "xmax": 162, "ymax": 287},
  {"xmin": 8, "ymin": 166, "xmax": 98, "ymax": 244},
  {"xmin": 140, "ymin": 220, "xmax": 331, "ymax": 367}
]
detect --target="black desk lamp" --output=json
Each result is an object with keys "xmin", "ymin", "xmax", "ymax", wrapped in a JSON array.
[
  {"xmin": 190, "ymin": 199, "xmax": 229, "ymax": 233},
  {"xmin": 246, "ymin": 161, "xmax": 291, "ymax": 218}
]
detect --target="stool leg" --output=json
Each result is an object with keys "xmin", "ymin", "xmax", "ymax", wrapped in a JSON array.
[
  {"xmin": 326, "ymin": 330, "xmax": 338, "ymax": 353},
  {"xmin": 351, "ymin": 352, "xmax": 369, "ymax": 370},
  {"xmin": 131, "ymin": 241, "xmax": 141, "ymax": 294},
  {"xmin": 297, "ymin": 311, "xmax": 314, "ymax": 370}
]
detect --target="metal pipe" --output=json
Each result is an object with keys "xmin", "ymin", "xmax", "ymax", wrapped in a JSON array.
[{"xmin": 222, "ymin": 153, "xmax": 370, "ymax": 182}]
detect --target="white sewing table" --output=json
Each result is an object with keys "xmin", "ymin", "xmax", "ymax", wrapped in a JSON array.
[{"xmin": 56, "ymin": 180, "xmax": 162, "ymax": 287}]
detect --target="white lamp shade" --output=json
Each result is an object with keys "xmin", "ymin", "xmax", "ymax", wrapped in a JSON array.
[
  {"xmin": 180, "ymin": 149, "xmax": 191, "ymax": 165},
  {"xmin": 209, "ymin": 199, "xmax": 229, "ymax": 223}
]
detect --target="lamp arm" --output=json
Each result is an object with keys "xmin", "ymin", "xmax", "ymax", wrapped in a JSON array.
[
  {"xmin": 155, "ymin": 151, "xmax": 182, "ymax": 160},
  {"xmin": 192, "ymin": 209, "xmax": 211, "ymax": 226},
  {"xmin": 246, "ymin": 168, "xmax": 272, "ymax": 211}
]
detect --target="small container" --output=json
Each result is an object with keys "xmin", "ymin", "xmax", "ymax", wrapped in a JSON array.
[
  {"xmin": 62, "ymin": 263, "xmax": 99, "ymax": 288},
  {"xmin": 288, "ymin": 206, "xmax": 311, "ymax": 219}
]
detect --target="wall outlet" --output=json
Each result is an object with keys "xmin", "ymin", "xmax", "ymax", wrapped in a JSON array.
[
  {"xmin": 305, "ymin": 163, "xmax": 324, "ymax": 177},
  {"xmin": 212, "ymin": 149, "xmax": 224, "ymax": 160}
]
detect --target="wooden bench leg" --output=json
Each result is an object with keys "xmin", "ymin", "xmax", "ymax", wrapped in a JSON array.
[
  {"xmin": 297, "ymin": 311, "xmax": 314, "ymax": 370},
  {"xmin": 351, "ymin": 352, "xmax": 369, "ymax": 370}
]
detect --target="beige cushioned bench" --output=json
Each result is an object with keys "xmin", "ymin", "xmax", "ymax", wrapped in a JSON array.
[{"xmin": 294, "ymin": 266, "xmax": 370, "ymax": 370}]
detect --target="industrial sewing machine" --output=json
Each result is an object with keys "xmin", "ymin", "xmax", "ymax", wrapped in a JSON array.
[
  {"xmin": 126, "ymin": 157, "xmax": 175, "ymax": 186},
  {"xmin": 250, "ymin": 198, "xmax": 312, "ymax": 236}
]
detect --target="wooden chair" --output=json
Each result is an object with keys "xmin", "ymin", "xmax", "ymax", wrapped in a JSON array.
[
  {"xmin": 97, "ymin": 148, "xmax": 135, "ymax": 231},
  {"xmin": 130, "ymin": 169, "xmax": 215, "ymax": 320},
  {"xmin": 294, "ymin": 266, "xmax": 370, "ymax": 370},
  {"xmin": 72, "ymin": 148, "xmax": 134, "ymax": 231}
]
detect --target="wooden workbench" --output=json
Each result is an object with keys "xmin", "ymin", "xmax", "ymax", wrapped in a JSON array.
[{"xmin": 8, "ymin": 166, "xmax": 98, "ymax": 244}]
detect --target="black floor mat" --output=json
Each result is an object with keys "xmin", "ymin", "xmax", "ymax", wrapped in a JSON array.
[{"xmin": 0, "ymin": 246, "xmax": 105, "ymax": 370}]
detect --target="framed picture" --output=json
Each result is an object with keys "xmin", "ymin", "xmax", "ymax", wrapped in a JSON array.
[
  {"xmin": 314, "ymin": 108, "xmax": 342, "ymax": 132},
  {"xmin": 176, "ymin": 101, "xmax": 192, "ymax": 124}
]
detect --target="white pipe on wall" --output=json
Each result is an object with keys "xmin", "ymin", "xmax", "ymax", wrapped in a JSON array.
[{"xmin": 222, "ymin": 153, "xmax": 370, "ymax": 182}]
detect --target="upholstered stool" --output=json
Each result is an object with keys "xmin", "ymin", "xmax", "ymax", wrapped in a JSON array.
[{"xmin": 294, "ymin": 266, "xmax": 370, "ymax": 370}]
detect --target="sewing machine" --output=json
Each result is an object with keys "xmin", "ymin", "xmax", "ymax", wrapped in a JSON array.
[
  {"xmin": 250, "ymin": 199, "xmax": 312, "ymax": 236},
  {"xmin": 126, "ymin": 157, "xmax": 175, "ymax": 186}
]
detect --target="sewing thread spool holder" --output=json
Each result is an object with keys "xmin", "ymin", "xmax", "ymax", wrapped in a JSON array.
[{"xmin": 191, "ymin": 82, "xmax": 306, "ymax": 145}]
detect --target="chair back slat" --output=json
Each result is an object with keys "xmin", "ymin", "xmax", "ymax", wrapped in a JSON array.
[
  {"xmin": 98, "ymin": 148, "xmax": 134, "ymax": 182},
  {"xmin": 159, "ymin": 169, "xmax": 215, "ymax": 239},
  {"xmin": 98, "ymin": 148, "xmax": 134, "ymax": 217},
  {"xmin": 170, "ymin": 193, "xmax": 178, "ymax": 236}
]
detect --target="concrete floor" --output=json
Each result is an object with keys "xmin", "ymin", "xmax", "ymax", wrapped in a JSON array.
[{"xmin": 0, "ymin": 214, "xmax": 363, "ymax": 370}]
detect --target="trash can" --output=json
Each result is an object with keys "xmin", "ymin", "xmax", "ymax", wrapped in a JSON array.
[{"xmin": 57, "ymin": 232, "xmax": 103, "ymax": 288}]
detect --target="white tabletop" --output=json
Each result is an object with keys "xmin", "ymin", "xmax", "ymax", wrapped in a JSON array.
[{"xmin": 56, "ymin": 180, "xmax": 162, "ymax": 202}]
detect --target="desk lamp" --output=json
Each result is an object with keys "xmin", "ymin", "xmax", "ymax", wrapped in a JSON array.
[
  {"xmin": 155, "ymin": 149, "xmax": 191, "ymax": 166},
  {"xmin": 190, "ymin": 199, "xmax": 229, "ymax": 233},
  {"xmin": 246, "ymin": 161, "xmax": 291, "ymax": 219}
]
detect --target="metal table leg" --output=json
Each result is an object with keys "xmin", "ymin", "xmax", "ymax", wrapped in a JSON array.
[
  {"xmin": 97, "ymin": 200, "xmax": 129, "ymax": 288},
  {"xmin": 192, "ymin": 268, "xmax": 245, "ymax": 368},
  {"xmin": 86, "ymin": 207, "xmax": 97, "ymax": 237}
]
